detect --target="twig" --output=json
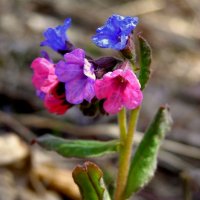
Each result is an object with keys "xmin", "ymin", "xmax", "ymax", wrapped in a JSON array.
[
  {"xmin": 158, "ymin": 151, "xmax": 193, "ymax": 171},
  {"xmin": 107, "ymin": 0, "xmax": 165, "ymax": 16},
  {"xmin": 0, "ymin": 111, "xmax": 35, "ymax": 142},
  {"xmin": 181, "ymin": 171, "xmax": 193, "ymax": 200},
  {"xmin": 16, "ymin": 114, "xmax": 119, "ymax": 137}
]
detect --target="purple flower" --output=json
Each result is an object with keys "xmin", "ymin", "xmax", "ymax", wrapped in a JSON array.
[
  {"xmin": 55, "ymin": 48, "xmax": 96, "ymax": 104},
  {"xmin": 40, "ymin": 18, "xmax": 71, "ymax": 51},
  {"xmin": 92, "ymin": 14, "xmax": 138, "ymax": 50}
]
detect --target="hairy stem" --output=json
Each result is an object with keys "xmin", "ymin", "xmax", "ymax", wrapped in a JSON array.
[
  {"xmin": 114, "ymin": 107, "xmax": 140, "ymax": 200},
  {"xmin": 118, "ymin": 108, "xmax": 127, "ymax": 142}
]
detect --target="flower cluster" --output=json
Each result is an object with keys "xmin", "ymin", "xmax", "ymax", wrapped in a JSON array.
[{"xmin": 31, "ymin": 15, "xmax": 143, "ymax": 115}]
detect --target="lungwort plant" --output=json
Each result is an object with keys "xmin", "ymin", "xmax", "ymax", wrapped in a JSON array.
[{"xmin": 31, "ymin": 14, "xmax": 172, "ymax": 200}]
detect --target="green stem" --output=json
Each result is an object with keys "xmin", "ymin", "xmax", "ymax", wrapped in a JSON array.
[
  {"xmin": 118, "ymin": 108, "xmax": 127, "ymax": 142},
  {"xmin": 114, "ymin": 107, "xmax": 140, "ymax": 200}
]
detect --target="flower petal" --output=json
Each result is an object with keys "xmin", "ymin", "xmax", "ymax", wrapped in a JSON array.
[
  {"xmin": 83, "ymin": 79, "xmax": 95, "ymax": 102},
  {"xmin": 92, "ymin": 34, "xmax": 118, "ymax": 49},
  {"xmin": 40, "ymin": 18, "xmax": 71, "ymax": 51},
  {"xmin": 41, "ymin": 28, "xmax": 66, "ymax": 51},
  {"xmin": 95, "ymin": 69, "xmax": 123, "ymax": 100},
  {"xmin": 113, "ymin": 34, "xmax": 128, "ymax": 50},
  {"xmin": 83, "ymin": 59, "xmax": 95, "ymax": 80},
  {"xmin": 55, "ymin": 60, "xmax": 82, "ymax": 82},
  {"xmin": 123, "ymin": 85, "xmax": 143, "ymax": 110},
  {"xmin": 95, "ymin": 74, "xmax": 113, "ymax": 99},
  {"xmin": 120, "ymin": 16, "xmax": 138, "ymax": 35},
  {"xmin": 64, "ymin": 48, "xmax": 85, "ymax": 65},
  {"xmin": 65, "ymin": 76, "xmax": 87, "ymax": 104},
  {"xmin": 56, "ymin": 18, "xmax": 71, "ymax": 41},
  {"xmin": 44, "ymin": 93, "xmax": 69, "ymax": 115},
  {"xmin": 124, "ymin": 69, "xmax": 141, "ymax": 89},
  {"xmin": 31, "ymin": 58, "xmax": 58, "ymax": 93},
  {"xmin": 103, "ymin": 90, "xmax": 123, "ymax": 114}
]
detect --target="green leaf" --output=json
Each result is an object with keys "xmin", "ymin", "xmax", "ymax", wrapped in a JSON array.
[
  {"xmin": 72, "ymin": 161, "xmax": 111, "ymax": 200},
  {"xmin": 138, "ymin": 35, "xmax": 152, "ymax": 90},
  {"xmin": 125, "ymin": 105, "xmax": 172, "ymax": 198},
  {"xmin": 36, "ymin": 134, "xmax": 119, "ymax": 158}
]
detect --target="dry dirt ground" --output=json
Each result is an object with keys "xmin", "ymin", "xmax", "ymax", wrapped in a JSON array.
[{"xmin": 0, "ymin": 0, "xmax": 200, "ymax": 200}]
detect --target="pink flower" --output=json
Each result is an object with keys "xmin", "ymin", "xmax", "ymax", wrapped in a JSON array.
[
  {"xmin": 31, "ymin": 58, "xmax": 58, "ymax": 93},
  {"xmin": 95, "ymin": 69, "xmax": 143, "ymax": 114},
  {"xmin": 44, "ymin": 83, "xmax": 71, "ymax": 115},
  {"xmin": 31, "ymin": 58, "xmax": 71, "ymax": 115}
]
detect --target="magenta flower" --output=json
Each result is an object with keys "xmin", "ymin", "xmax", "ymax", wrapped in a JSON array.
[
  {"xmin": 31, "ymin": 58, "xmax": 58, "ymax": 93},
  {"xmin": 55, "ymin": 48, "xmax": 96, "ymax": 104},
  {"xmin": 31, "ymin": 58, "xmax": 71, "ymax": 115},
  {"xmin": 95, "ymin": 69, "xmax": 143, "ymax": 114}
]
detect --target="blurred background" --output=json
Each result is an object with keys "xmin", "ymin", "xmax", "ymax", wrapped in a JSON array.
[{"xmin": 0, "ymin": 0, "xmax": 200, "ymax": 199}]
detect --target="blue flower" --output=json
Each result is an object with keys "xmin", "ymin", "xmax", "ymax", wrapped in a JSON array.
[
  {"xmin": 40, "ymin": 18, "xmax": 71, "ymax": 51},
  {"xmin": 92, "ymin": 14, "xmax": 138, "ymax": 50}
]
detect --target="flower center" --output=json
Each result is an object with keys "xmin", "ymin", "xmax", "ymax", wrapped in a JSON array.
[
  {"xmin": 115, "ymin": 75, "xmax": 128, "ymax": 88},
  {"xmin": 117, "ymin": 75, "xmax": 126, "ymax": 83},
  {"xmin": 83, "ymin": 59, "xmax": 96, "ymax": 80}
]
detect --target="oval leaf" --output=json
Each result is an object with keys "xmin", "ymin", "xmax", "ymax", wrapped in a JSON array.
[
  {"xmin": 36, "ymin": 134, "xmax": 119, "ymax": 158},
  {"xmin": 138, "ymin": 35, "xmax": 152, "ymax": 90},
  {"xmin": 125, "ymin": 105, "xmax": 172, "ymax": 198},
  {"xmin": 72, "ymin": 161, "xmax": 111, "ymax": 200}
]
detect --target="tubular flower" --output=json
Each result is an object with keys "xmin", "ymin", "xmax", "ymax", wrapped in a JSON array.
[
  {"xmin": 40, "ymin": 18, "xmax": 71, "ymax": 51},
  {"xmin": 55, "ymin": 48, "xmax": 96, "ymax": 104},
  {"xmin": 92, "ymin": 14, "xmax": 138, "ymax": 50},
  {"xmin": 95, "ymin": 69, "xmax": 143, "ymax": 114},
  {"xmin": 31, "ymin": 57, "xmax": 58, "ymax": 93}
]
